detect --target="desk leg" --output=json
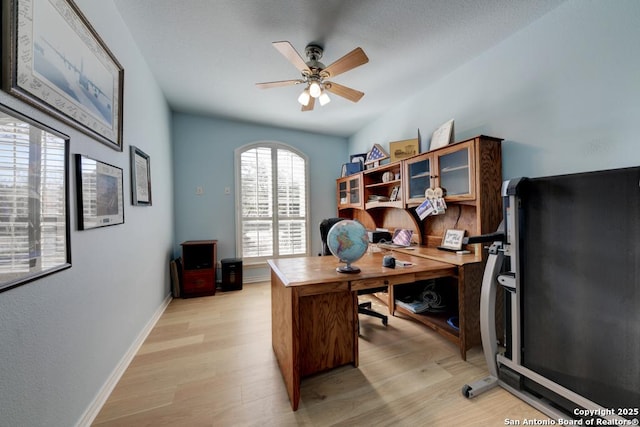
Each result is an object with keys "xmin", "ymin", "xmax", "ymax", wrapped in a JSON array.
[
  {"xmin": 270, "ymin": 271, "xmax": 301, "ymax": 410},
  {"xmin": 387, "ymin": 283, "xmax": 396, "ymax": 315}
]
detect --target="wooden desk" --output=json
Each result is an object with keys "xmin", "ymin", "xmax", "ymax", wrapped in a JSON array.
[
  {"xmin": 384, "ymin": 246, "xmax": 487, "ymax": 361},
  {"xmin": 268, "ymin": 251, "xmax": 456, "ymax": 411}
]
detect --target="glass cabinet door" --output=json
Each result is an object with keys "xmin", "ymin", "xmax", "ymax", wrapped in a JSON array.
[
  {"xmin": 349, "ymin": 176, "xmax": 360, "ymax": 205},
  {"xmin": 437, "ymin": 146, "xmax": 471, "ymax": 197},
  {"xmin": 337, "ymin": 173, "xmax": 363, "ymax": 209},
  {"xmin": 338, "ymin": 180, "xmax": 348, "ymax": 205},
  {"xmin": 407, "ymin": 156, "xmax": 432, "ymax": 200}
]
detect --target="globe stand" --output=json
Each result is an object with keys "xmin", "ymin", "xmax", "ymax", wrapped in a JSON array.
[{"xmin": 336, "ymin": 261, "xmax": 360, "ymax": 274}]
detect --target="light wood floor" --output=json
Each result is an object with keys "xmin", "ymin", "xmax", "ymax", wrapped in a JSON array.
[{"xmin": 93, "ymin": 281, "xmax": 548, "ymax": 426}]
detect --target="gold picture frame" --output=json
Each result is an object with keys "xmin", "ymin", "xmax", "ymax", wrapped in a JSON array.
[{"xmin": 390, "ymin": 138, "xmax": 419, "ymax": 162}]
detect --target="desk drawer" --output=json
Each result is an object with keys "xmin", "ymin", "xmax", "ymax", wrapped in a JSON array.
[{"xmin": 351, "ymin": 273, "xmax": 416, "ymax": 291}]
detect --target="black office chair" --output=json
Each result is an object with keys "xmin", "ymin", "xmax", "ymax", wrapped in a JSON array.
[{"xmin": 319, "ymin": 218, "xmax": 388, "ymax": 326}]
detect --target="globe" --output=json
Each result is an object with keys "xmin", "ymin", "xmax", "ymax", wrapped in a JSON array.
[{"xmin": 327, "ymin": 219, "xmax": 369, "ymax": 273}]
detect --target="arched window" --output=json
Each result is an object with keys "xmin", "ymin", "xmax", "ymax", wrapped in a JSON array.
[{"xmin": 235, "ymin": 142, "xmax": 310, "ymax": 261}]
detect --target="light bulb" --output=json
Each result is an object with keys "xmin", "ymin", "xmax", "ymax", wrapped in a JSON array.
[
  {"xmin": 309, "ymin": 81, "xmax": 322, "ymax": 98},
  {"xmin": 319, "ymin": 91, "xmax": 331, "ymax": 106},
  {"xmin": 297, "ymin": 90, "xmax": 310, "ymax": 106}
]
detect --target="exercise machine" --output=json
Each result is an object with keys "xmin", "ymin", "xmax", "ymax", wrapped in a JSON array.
[{"xmin": 463, "ymin": 168, "xmax": 640, "ymax": 424}]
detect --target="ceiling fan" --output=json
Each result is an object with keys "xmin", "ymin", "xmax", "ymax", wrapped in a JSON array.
[{"xmin": 256, "ymin": 41, "xmax": 369, "ymax": 111}]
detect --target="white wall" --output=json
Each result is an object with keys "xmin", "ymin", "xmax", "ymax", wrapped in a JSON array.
[
  {"xmin": 0, "ymin": 1, "xmax": 174, "ymax": 426},
  {"xmin": 349, "ymin": 0, "xmax": 640, "ymax": 179}
]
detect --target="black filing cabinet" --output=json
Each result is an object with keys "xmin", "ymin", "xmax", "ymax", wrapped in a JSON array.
[{"xmin": 221, "ymin": 258, "xmax": 242, "ymax": 291}]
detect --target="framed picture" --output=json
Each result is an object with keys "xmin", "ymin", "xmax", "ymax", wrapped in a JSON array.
[
  {"xmin": 130, "ymin": 146, "xmax": 152, "ymax": 206},
  {"xmin": 440, "ymin": 229, "xmax": 465, "ymax": 251},
  {"xmin": 350, "ymin": 152, "xmax": 367, "ymax": 166},
  {"xmin": 389, "ymin": 185, "xmax": 400, "ymax": 202},
  {"xmin": 75, "ymin": 154, "xmax": 124, "ymax": 230},
  {"xmin": 2, "ymin": 0, "xmax": 124, "ymax": 151},
  {"xmin": 390, "ymin": 138, "xmax": 419, "ymax": 162},
  {"xmin": 0, "ymin": 104, "xmax": 71, "ymax": 293},
  {"xmin": 364, "ymin": 143, "xmax": 389, "ymax": 166},
  {"xmin": 429, "ymin": 119, "xmax": 455, "ymax": 151}
]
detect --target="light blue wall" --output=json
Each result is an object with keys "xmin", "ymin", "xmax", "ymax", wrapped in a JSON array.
[
  {"xmin": 0, "ymin": 1, "xmax": 173, "ymax": 426},
  {"xmin": 172, "ymin": 113, "xmax": 348, "ymax": 263},
  {"xmin": 349, "ymin": 0, "xmax": 640, "ymax": 179},
  {"xmin": 2, "ymin": 0, "xmax": 638, "ymax": 425}
]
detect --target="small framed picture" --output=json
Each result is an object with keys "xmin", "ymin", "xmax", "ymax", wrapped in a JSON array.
[
  {"xmin": 131, "ymin": 146, "xmax": 152, "ymax": 206},
  {"xmin": 75, "ymin": 154, "xmax": 124, "ymax": 230},
  {"xmin": 390, "ymin": 185, "xmax": 400, "ymax": 201},
  {"xmin": 440, "ymin": 229, "xmax": 465, "ymax": 251},
  {"xmin": 389, "ymin": 138, "xmax": 419, "ymax": 162},
  {"xmin": 350, "ymin": 153, "xmax": 367, "ymax": 166},
  {"xmin": 430, "ymin": 119, "xmax": 455, "ymax": 151}
]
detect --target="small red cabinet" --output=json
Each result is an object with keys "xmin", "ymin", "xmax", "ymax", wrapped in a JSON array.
[{"xmin": 181, "ymin": 240, "xmax": 217, "ymax": 297}]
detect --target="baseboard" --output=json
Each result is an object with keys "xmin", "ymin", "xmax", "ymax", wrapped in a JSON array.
[
  {"xmin": 76, "ymin": 292, "xmax": 173, "ymax": 427},
  {"xmin": 244, "ymin": 275, "xmax": 269, "ymax": 284}
]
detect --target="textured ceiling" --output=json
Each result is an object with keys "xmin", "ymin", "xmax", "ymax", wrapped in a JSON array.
[{"xmin": 112, "ymin": 0, "xmax": 565, "ymax": 137}]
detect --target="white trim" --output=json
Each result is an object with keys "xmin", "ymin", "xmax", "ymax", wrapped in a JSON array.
[
  {"xmin": 75, "ymin": 293, "xmax": 173, "ymax": 427},
  {"xmin": 244, "ymin": 274, "xmax": 270, "ymax": 284}
]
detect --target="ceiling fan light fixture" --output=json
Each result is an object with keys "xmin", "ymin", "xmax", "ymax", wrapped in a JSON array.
[
  {"xmin": 297, "ymin": 89, "xmax": 311, "ymax": 106},
  {"xmin": 309, "ymin": 81, "xmax": 322, "ymax": 98},
  {"xmin": 319, "ymin": 91, "xmax": 331, "ymax": 106}
]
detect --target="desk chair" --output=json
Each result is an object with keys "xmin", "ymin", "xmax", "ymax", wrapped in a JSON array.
[{"xmin": 319, "ymin": 218, "xmax": 388, "ymax": 326}]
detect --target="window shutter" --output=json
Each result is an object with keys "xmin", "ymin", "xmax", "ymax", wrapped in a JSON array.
[
  {"xmin": 240, "ymin": 147, "xmax": 273, "ymax": 258},
  {"xmin": 277, "ymin": 149, "xmax": 306, "ymax": 256},
  {"xmin": 238, "ymin": 144, "xmax": 308, "ymax": 260}
]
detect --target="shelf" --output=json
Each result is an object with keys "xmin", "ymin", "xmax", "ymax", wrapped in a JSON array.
[
  {"xmin": 365, "ymin": 179, "xmax": 401, "ymax": 189},
  {"xmin": 440, "ymin": 165, "xmax": 469, "ymax": 173},
  {"xmin": 394, "ymin": 306, "xmax": 460, "ymax": 341},
  {"xmin": 409, "ymin": 171, "xmax": 431, "ymax": 179},
  {"xmin": 365, "ymin": 200, "xmax": 404, "ymax": 209}
]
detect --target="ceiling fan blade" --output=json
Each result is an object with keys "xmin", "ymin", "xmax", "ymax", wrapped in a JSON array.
[
  {"xmin": 321, "ymin": 47, "xmax": 369, "ymax": 78},
  {"xmin": 256, "ymin": 79, "xmax": 304, "ymax": 89},
  {"xmin": 324, "ymin": 82, "xmax": 365, "ymax": 103},
  {"xmin": 301, "ymin": 96, "xmax": 315, "ymax": 112},
  {"xmin": 273, "ymin": 41, "xmax": 311, "ymax": 74}
]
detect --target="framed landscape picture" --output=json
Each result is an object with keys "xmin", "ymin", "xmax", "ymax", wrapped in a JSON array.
[
  {"xmin": 75, "ymin": 154, "xmax": 124, "ymax": 230},
  {"xmin": 2, "ymin": 0, "xmax": 124, "ymax": 150},
  {"xmin": 0, "ymin": 104, "xmax": 71, "ymax": 292}
]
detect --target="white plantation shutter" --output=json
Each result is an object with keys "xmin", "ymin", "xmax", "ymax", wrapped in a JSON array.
[{"xmin": 237, "ymin": 143, "xmax": 309, "ymax": 260}]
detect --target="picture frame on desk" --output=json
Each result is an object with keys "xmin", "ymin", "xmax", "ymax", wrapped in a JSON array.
[
  {"xmin": 440, "ymin": 229, "xmax": 465, "ymax": 251},
  {"xmin": 2, "ymin": 0, "xmax": 125, "ymax": 151}
]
